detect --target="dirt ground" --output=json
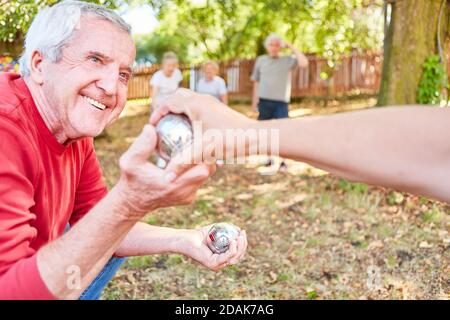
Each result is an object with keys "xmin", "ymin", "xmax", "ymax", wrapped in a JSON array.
[{"xmin": 94, "ymin": 98, "xmax": 449, "ymax": 300}]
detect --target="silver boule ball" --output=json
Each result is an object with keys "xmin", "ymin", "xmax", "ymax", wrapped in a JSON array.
[
  {"xmin": 206, "ymin": 222, "xmax": 239, "ymax": 254},
  {"xmin": 155, "ymin": 114, "xmax": 193, "ymax": 162}
]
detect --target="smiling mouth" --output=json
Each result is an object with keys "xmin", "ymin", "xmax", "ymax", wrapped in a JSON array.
[{"xmin": 82, "ymin": 95, "xmax": 107, "ymax": 110}]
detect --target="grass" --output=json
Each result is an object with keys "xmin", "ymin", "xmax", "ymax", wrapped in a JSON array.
[{"xmin": 95, "ymin": 98, "xmax": 450, "ymax": 300}]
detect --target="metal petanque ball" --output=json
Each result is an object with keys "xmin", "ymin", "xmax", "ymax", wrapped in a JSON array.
[
  {"xmin": 155, "ymin": 114, "xmax": 193, "ymax": 163},
  {"xmin": 206, "ymin": 223, "xmax": 239, "ymax": 254}
]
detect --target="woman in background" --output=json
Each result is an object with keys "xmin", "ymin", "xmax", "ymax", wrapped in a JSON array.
[
  {"xmin": 150, "ymin": 51, "xmax": 183, "ymax": 111},
  {"xmin": 196, "ymin": 61, "xmax": 228, "ymax": 104}
]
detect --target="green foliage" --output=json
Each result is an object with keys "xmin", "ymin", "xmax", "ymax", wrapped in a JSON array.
[
  {"xmin": 276, "ymin": 273, "xmax": 290, "ymax": 282},
  {"xmin": 1, "ymin": 0, "xmax": 47, "ymax": 43},
  {"xmin": 417, "ymin": 55, "xmax": 449, "ymax": 105},
  {"xmin": 127, "ymin": 255, "xmax": 154, "ymax": 268},
  {"xmin": 0, "ymin": 0, "xmax": 120, "ymax": 43},
  {"xmin": 140, "ymin": 0, "xmax": 384, "ymax": 64},
  {"xmin": 386, "ymin": 191, "xmax": 404, "ymax": 205},
  {"xmin": 2, "ymin": 0, "xmax": 384, "ymax": 64},
  {"xmin": 421, "ymin": 205, "xmax": 443, "ymax": 223},
  {"xmin": 135, "ymin": 32, "xmax": 190, "ymax": 64},
  {"xmin": 306, "ymin": 290, "xmax": 318, "ymax": 299},
  {"xmin": 338, "ymin": 179, "xmax": 368, "ymax": 195},
  {"xmin": 313, "ymin": 0, "xmax": 379, "ymax": 64}
]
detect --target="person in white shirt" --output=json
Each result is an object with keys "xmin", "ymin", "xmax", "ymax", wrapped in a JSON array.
[
  {"xmin": 150, "ymin": 52, "xmax": 183, "ymax": 110},
  {"xmin": 196, "ymin": 61, "xmax": 228, "ymax": 104}
]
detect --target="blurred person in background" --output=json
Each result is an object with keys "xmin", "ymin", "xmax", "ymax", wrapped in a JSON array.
[
  {"xmin": 196, "ymin": 61, "xmax": 228, "ymax": 104},
  {"xmin": 251, "ymin": 33, "xmax": 308, "ymax": 174},
  {"xmin": 150, "ymin": 51, "xmax": 183, "ymax": 111}
]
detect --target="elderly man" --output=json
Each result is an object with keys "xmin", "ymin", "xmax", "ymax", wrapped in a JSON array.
[
  {"xmin": 0, "ymin": 1, "xmax": 246, "ymax": 300},
  {"xmin": 251, "ymin": 33, "xmax": 308, "ymax": 173}
]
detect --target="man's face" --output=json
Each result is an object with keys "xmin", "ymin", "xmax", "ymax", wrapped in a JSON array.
[
  {"xmin": 266, "ymin": 39, "xmax": 282, "ymax": 57},
  {"xmin": 204, "ymin": 64, "xmax": 216, "ymax": 80},
  {"xmin": 39, "ymin": 15, "xmax": 135, "ymax": 140}
]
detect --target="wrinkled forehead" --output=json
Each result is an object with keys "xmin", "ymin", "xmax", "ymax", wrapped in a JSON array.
[{"xmin": 68, "ymin": 15, "xmax": 135, "ymax": 62}]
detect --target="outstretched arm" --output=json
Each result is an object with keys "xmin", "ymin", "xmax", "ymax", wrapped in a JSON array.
[
  {"xmin": 258, "ymin": 106, "xmax": 450, "ymax": 203},
  {"xmin": 115, "ymin": 222, "xmax": 247, "ymax": 271},
  {"xmin": 151, "ymin": 89, "xmax": 450, "ymax": 204}
]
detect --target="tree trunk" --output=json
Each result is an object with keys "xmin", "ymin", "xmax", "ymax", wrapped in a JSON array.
[{"xmin": 378, "ymin": 0, "xmax": 450, "ymax": 106}]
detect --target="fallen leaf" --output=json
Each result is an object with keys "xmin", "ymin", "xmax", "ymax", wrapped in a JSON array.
[{"xmin": 419, "ymin": 241, "xmax": 433, "ymax": 249}]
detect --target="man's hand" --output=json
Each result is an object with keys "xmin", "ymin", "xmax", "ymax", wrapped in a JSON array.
[
  {"xmin": 150, "ymin": 89, "xmax": 253, "ymax": 135},
  {"xmin": 283, "ymin": 40, "xmax": 294, "ymax": 50},
  {"xmin": 114, "ymin": 222, "xmax": 248, "ymax": 270},
  {"xmin": 179, "ymin": 225, "xmax": 247, "ymax": 271},
  {"xmin": 251, "ymin": 100, "xmax": 258, "ymax": 112},
  {"xmin": 283, "ymin": 40, "xmax": 309, "ymax": 68},
  {"xmin": 150, "ymin": 89, "xmax": 257, "ymax": 162},
  {"xmin": 115, "ymin": 123, "xmax": 216, "ymax": 218}
]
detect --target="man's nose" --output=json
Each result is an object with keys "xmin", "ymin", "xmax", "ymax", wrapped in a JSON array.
[{"xmin": 96, "ymin": 67, "xmax": 119, "ymax": 96}]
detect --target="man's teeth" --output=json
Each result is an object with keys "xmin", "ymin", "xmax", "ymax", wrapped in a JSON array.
[{"xmin": 83, "ymin": 96, "xmax": 106, "ymax": 110}]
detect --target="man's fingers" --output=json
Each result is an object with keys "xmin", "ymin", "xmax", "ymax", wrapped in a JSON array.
[
  {"xmin": 163, "ymin": 150, "xmax": 198, "ymax": 183},
  {"xmin": 214, "ymin": 239, "xmax": 238, "ymax": 267},
  {"xmin": 234, "ymin": 233, "xmax": 246, "ymax": 261},
  {"xmin": 164, "ymin": 136, "xmax": 216, "ymax": 180},
  {"xmin": 212, "ymin": 240, "xmax": 238, "ymax": 268},
  {"xmin": 149, "ymin": 104, "xmax": 171, "ymax": 125},
  {"xmin": 120, "ymin": 125, "xmax": 157, "ymax": 169},
  {"xmin": 229, "ymin": 232, "xmax": 247, "ymax": 265},
  {"xmin": 149, "ymin": 88, "xmax": 196, "ymax": 125},
  {"xmin": 173, "ymin": 164, "xmax": 212, "ymax": 186}
]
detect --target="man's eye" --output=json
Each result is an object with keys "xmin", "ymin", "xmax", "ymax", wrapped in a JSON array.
[
  {"xmin": 88, "ymin": 56, "xmax": 100, "ymax": 63},
  {"xmin": 119, "ymin": 72, "xmax": 130, "ymax": 83}
]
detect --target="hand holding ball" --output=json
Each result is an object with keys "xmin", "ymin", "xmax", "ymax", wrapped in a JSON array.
[
  {"xmin": 155, "ymin": 114, "xmax": 193, "ymax": 162},
  {"xmin": 206, "ymin": 223, "xmax": 239, "ymax": 254}
]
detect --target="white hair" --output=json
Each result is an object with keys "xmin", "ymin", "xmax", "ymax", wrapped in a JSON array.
[
  {"xmin": 162, "ymin": 51, "xmax": 179, "ymax": 63},
  {"xmin": 264, "ymin": 33, "xmax": 283, "ymax": 48},
  {"xmin": 19, "ymin": 0, "xmax": 131, "ymax": 76}
]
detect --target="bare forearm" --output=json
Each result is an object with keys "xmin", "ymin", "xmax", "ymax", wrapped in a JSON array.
[
  {"xmin": 254, "ymin": 106, "xmax": 450, "ymax": 202},
  {"xmin": 115, "ymin": 222, "xmax": 191, "ymax": 257},
  {"xmin": 36, "ymin": 182, "xmax": 140, "ymax": 299},
  {"xmin": 292, "ymin": 48, "xmax": 308, "ymax": 67},
  {"xmin": 151, "ymin": 86, "xmax": 159, "ymax": 105},
  {"xmin": 221, "ymin": 94, "xmax": 228, "ymax": 105},
  {"xmin": 33, "ymin": 121, "xmax": 217, "ymax": 299}
]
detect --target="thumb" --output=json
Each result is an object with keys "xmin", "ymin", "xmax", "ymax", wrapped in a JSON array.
[
  {"xmin": 162, "ymin": 142, "xmax": 198, "ymax": 182},
  {"xmin": 122, "ymin": 124, "xmax": 157, "ymax": 165}
]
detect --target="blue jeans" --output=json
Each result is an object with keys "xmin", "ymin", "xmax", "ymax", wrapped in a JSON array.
[
  {"xmin": 78, "ymin": 256, "xmax": 127, "ymax": 300},
  {"xmin": 257, "ymin": 98, "xmax": 289, "ymax": 120}
]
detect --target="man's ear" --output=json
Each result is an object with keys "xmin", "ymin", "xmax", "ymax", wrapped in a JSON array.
[{"xmin": 29, "ymin": 50, "xmax": 45, "ymax": 85}]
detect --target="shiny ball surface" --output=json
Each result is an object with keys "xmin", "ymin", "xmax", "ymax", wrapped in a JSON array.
[
  {"xmin": 155, "ymin": 114, "xmax": 193, "ymax": 162},
  {"xmin": 206, "ymin": 223, "xmax": 239, "ymax": 254}
]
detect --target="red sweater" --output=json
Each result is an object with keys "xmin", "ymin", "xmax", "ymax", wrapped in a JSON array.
[{"xmin": 0, "ymin": 73, "xmax": 108, "ymax": 299}]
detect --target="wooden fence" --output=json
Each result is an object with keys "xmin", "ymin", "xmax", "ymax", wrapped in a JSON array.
[{"xmin": 128, "ymin": 51, "xmax": 383, "ymax": 100}]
